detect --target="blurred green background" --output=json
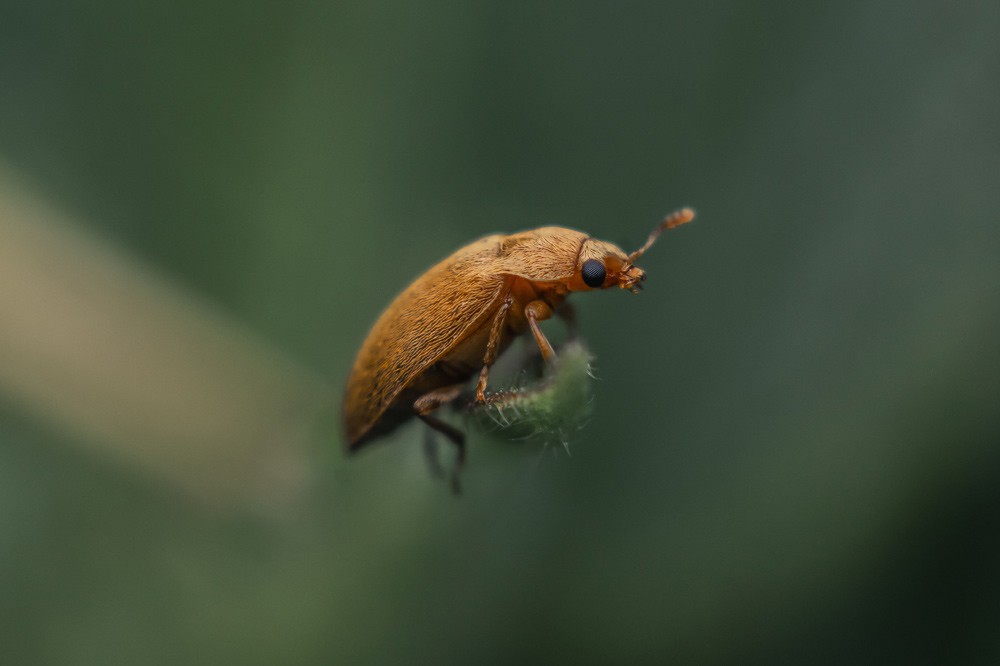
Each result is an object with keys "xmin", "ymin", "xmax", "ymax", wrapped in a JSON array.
[{"xmin": 2, "ymin": 1, "xmax": 999, "ymax": 664}]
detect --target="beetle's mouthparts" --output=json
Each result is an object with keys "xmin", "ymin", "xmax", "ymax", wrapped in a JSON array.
[{"xmin": 619, "ymin": 266, "xmax": 646, "ymax": 293}]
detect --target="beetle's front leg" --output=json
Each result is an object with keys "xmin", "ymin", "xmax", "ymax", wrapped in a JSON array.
[
  {"xmin": 556, "ymin": 301, "xmax": 577, "ymax": 340},
  {"xmin": 475, "ymin": 291, "xmax": 514, "ymax": 403},
  {"xmin": 525, "ymin": 299, "xmax": 556, "ymax": 363}
]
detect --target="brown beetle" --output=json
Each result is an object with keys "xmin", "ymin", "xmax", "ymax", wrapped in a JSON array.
[{"xmin": 342, "ymin": 208, "xmax": 694, "ymax": 475}]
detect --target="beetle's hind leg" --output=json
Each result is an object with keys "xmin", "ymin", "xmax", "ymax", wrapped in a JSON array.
[
  {"xmin": 414, "ymin": 384, "xmax": 466, "ymax": 494},
  {"xmin": 418, "ymin": 415, "xmax": 465, "ymax": 494}
]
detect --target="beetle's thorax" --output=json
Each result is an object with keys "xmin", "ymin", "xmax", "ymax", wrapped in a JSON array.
[{"xmin": 508, "ymin": 277, "xmax": 567, "ymax": 326}]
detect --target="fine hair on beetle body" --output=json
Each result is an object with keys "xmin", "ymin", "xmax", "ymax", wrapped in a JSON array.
[{"xmin": 341, "ymin": 207, "xmax": 694, "ymax": 491}]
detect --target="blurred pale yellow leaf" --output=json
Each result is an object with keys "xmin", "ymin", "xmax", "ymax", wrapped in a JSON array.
[{"xmin": 0, "ymin": 165, "xmax": 334, "ymax": 507}]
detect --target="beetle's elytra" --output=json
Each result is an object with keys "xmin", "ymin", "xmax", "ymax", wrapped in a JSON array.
[{"xmin": 342, "ymin": 208, "xmax": 694, "ymax": 480}]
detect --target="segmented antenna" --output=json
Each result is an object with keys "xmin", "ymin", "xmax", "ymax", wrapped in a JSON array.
[{"xmin": 627, "ymin": 207, "xmax": 695, "ymax": 263}]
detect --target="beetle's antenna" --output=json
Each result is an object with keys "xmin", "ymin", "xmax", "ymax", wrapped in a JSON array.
[{"xmin": 627, "ymin": 207, "xmax": 695, "ymax": 263}]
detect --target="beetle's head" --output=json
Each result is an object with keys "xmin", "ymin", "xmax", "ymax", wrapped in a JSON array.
[
  {"xmin": 575, "ymin": 240, "xmax": 645, "ymax": 294},
  {"xmin": 575, "ymin": 208, "xmax": 694, "ymax": 294}
]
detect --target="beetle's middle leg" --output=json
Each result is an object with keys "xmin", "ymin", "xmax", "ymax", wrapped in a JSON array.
[{"xmin": 475, "ymin": 292, "xmax": 513, "ymax": 403}]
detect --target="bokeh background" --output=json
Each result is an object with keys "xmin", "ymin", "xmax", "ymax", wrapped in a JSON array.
[{"xmin": 2, "ymin": 2, "xmax": 999, "ymax": 664}]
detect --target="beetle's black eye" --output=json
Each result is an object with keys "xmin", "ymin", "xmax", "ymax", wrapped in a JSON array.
[{"xmin": 581, "ymin": 259, "xmax": 606, "ymax": 288}]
